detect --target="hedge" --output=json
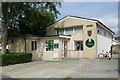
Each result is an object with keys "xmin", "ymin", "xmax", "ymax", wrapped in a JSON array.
[{"xmin": 2, "ymin": 53, "xmax": 32, "ymax": 66}]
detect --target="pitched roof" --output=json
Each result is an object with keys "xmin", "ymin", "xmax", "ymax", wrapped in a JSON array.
[{"xmin": 46, "ymin": 15, "xmax": 115, "ymax": 34}]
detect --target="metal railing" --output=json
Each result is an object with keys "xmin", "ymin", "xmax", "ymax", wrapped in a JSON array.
[{"xmin": 61, "ymin": 50, "xmax": 82, "ymax": 60}]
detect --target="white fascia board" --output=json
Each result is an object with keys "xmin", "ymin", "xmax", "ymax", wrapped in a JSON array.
[
  {"xmin": 96, "ymin": 22, "xmax": 113, "ymax": 34},
  {"xmin": 59, "ymin": 35, "xmax": 71, "ymax": 39},
  {"xmin": 68, "ymin": 16, "xmax": 97, "ymax": 23}
]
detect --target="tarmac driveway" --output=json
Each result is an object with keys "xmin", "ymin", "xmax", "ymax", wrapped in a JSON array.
[{"xmin": 2, "ymin": 54, "xmax": 119, "ymax": 78}]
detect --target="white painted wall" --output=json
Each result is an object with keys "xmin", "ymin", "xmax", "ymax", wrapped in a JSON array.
[{"xmin": 97, "ymin": 34, "xmax": 112, "ymax": 56}]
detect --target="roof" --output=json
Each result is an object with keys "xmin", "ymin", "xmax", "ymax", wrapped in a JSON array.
[
  {"xmin": 46, "ymin": 15, "xmax": 115, "ymax": 34},
  {"xmin": 8, "ymin": 34, "xmax": 71, "ymax": 39}
]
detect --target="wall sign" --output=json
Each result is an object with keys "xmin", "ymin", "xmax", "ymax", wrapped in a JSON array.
[
  {"xmin": 85, "ymin": 38, "xmax": 95, "ymax": 48},
  {"xmin": 87, "ymin": 30, "xmax": 92, "ymax": 37}
]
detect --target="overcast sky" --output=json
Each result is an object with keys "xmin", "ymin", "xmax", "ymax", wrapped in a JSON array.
[{"xmin": 57, "ymin": 2, "xmax": 118, "ymax": 34}]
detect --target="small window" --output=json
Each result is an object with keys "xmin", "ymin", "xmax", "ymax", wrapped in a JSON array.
[
  {"xmin": 58, "ymin": 29, "xmax": 64, "ymax": 35},
  {"xmin": 97, "ymin": 30, "xmax": 100, "ymax": 34},
  {"xmin": 86, "ymin": 25, "xmax": 93, "ymax": 27},
  {"xmin": 74, "ymin": 41, "xmax": 83, "ymax": 51},
  {"xmin": 31, "ymin": 41, "xmax": 37, "ymax": 51},
  {"xmin": 46, "ymin": 40, "xmax": 54, "ymax": 51},
  {"xmin": 54, "ymin": 43, "xmax": 59, "ymax": 48}
]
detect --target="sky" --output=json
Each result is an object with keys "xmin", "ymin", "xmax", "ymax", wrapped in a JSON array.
[{"xmin": 57, "ymin": 2, "xmax": 118, "ymax": 34}]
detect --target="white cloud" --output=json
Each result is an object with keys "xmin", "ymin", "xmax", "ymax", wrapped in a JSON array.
[{"xmin": 93, "ymin": 14, "xmax": 118, "ymax": 34}]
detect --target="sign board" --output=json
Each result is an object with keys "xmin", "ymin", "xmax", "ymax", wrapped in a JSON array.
[
  {"xmin": 85, "ymin": 38, "xmax": 95, "ymax": 48},
  {"xmin": 87, "ymin": 30, "xmax": 92, "ymax": 37}
]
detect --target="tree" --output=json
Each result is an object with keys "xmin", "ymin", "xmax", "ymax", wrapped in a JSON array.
[{"xmin": 1, "ymin": 2, "xmax": 61, "ymax": 53}]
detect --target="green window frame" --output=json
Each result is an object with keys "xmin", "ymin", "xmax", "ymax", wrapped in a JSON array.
[{"xmin": 46, "ymin": 40, "xmax": 54, "ymax": 51}]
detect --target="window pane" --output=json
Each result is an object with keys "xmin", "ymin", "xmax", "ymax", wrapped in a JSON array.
[
  {"xmin": 65, "ymin": 28, "xmax": 73, "ymax": 35},
  {"xmin": 46, "ymin": 40, "xmax": 54, "ymax": 51},
  {"xmin": 58, "ymin": 29, "xmax": 64, "ymax": 35},
  {"xmin": 54, "ymin": 43, "xmax": 59, "ymax": 48},
  {"xmin": 74, "ymin": 27, "xmax": 83, "ymax": 34},
  {"xmin": 46, "ymin": 41, "xmax": 49, "ymax": 51},
  {"xmin": 31, "ymin": 41, "xmax": 34, "ymax": 51},
  {"xmin": 74, "ymin": 41, "xmax": 83, "ymax": 51},
  {"xmin": 31, "ymin": 41, "xmax": 37, "ymax": 51}
]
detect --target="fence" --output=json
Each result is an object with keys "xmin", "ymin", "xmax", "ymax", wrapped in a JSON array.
[{"xmin": 61, "ymin": 50, "xmax": 83, "ymax": 60}]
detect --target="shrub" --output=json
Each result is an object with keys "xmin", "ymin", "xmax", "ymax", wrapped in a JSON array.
[{"xmin": 2, "ymin": 53, "xmax": 32, "ymax": 66}]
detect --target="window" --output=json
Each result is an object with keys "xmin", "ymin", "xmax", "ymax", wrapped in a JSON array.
[
  {"xmin": 97, "ymin": 30, "xmax": 100, "ymax": 34},
  {"xmin": 31, "ymin": 41, "xmax": 37, "ymax": 51},
  {"xmin": 74, "ymin": 27, "xmax": 83, "ymax": 34},
  {"xmin": 97, "ymin": 29, "xmax": 102, "ymax": 35},
  {"xmin": 58, "ymin": 27, "xmax": 83, "ymax": 35},
  {"xmin": 104, "ymin": 31, "xmax": 106, "ymax": 37},
  {"xmin": 74, "ymin": 41, "xmax": 83, "ymax": 51},
  {"xmin": 46, "ymin": 40, "xmax": 54, "ymax": 51},
  {"xmin": 54, "ymin": 43, "xmax": 59, "ymax": 48},
  {"xmin": 65, "ymin": 28, "xmax": 73, "ymax": 35},
  {"xmin": 86, "ymin": 25, "xmax": 93, "ymax": 27},
  {"xmin": 58, "ymin": 29, "xmax": 64, "ymax": 35}
]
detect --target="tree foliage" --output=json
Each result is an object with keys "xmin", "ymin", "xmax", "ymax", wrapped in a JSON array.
[
  {"xmin": 3, "ymin": 2, "xmax": 61, "ymax": 37},
  {"xmin": 1, "ymin": 2, "xmax": 61, "ymax": 53}
]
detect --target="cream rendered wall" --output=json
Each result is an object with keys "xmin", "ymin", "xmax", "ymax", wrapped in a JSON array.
[
  {"xmin": 83, "ymin": 23, "xmax": 97, "ymax": 59},
  {"xmin": 8, "ymin": 37, "xmax": 63, "ymax": 61},
  {"xmin": 8, "ymin": 38, "xmax": 41, "ymax": 60},
  {"xmin": 46, "ymin": 17, "xmax": 84, "ymax": 35},
  {"xmin": 40, "ymin": 38, "xmax": 63, "ymax": 61},
  {"xmin": 46, "ymin": 17, "xmax": 97, "ymax": 59},
  {"xmin": 46, "ymin": 26, "xmax": 56, "ymax": 35},
  {"xmin": 8, "ymin": 39, "xmax": 25, "ymax": 53}
]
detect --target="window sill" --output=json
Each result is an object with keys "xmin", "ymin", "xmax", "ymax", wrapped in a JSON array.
[{"xmin": 74, "ymin": 51, "xmax": 83, "ymax": 52}]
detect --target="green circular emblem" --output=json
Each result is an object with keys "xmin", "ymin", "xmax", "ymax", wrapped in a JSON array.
[{"xmin": 86, "ymin": 38, "xmax": 95, "ymax": 48}]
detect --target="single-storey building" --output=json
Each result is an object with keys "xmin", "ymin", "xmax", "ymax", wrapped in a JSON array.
[{"xmin": 7, "ymin": 16, "xmax": 115, "ymax": 61}]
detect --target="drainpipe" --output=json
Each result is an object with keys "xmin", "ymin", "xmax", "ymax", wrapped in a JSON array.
[{"xmin": 23, "ymin": 35, "xmax": 26, "ymax": 53}]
